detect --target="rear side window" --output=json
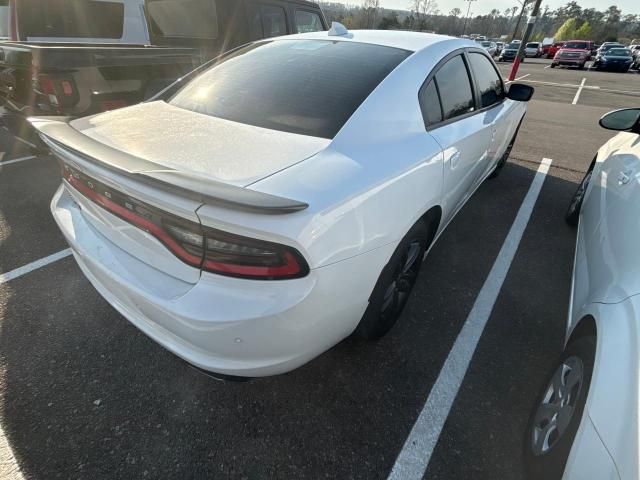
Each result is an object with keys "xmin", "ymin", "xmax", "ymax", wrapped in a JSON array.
[
  {"xmin": 169, "ymin": 40, "xmax": 410, "ymax": 139},
  {"xmin": 468, "ymin": 53, "xmax": 504, "ymax": 108},
  {"xmin": 147, "ymin": 0, "xmax": 218, "ymax": 39},
  {"xmin": 295, "ymin": 10, "xmax": 324, "ymax": 33},
  {"xmin": 260, "ymin": 5, "xmax": 287, "ymax": 38},
  {"xmin": 434, "ymin": 55, "xmax": 475, "ymax": 120},
  {"xmin": 419, "ymin": 80, "xmax": 443, "ymax": 126},
  {"xmin": 18, "ymin": 0, "xmax": 124, "ymax": 39}
]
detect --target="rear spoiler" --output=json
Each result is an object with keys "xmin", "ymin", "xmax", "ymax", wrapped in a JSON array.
[{"xmin": 29, "ymin": 117, "xmax": 308, "ymax": 214}]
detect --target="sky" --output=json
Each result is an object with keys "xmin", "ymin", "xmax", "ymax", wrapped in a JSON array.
[{"xmin": 351, "ymin": 0, "xmax": 640, "ymax": 15}]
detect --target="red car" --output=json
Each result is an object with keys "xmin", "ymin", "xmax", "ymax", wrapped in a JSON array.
[{"xmin": 546, "ymin": 42, "xmax": 565, "ymax": 58}]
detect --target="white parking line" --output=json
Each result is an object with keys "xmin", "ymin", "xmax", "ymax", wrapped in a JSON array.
[
  {"xmin": 6, "ymin": 134, "xmax": 37, "ymax": 149},
  {"xmin": 505, "ymin": 73, "xmax": 531, "ymax": 84},
  {"xmin": 0, "ymin": 427, "xmax": 25, "ymax": 480},
  {"xmin": 0, "ymin": 155, "xmax": 36, "ymax": 167},
  {"xmin": 388, "ymin": 158, "xmax": 553, "ymax": 480},
  {"xmin": 0, "ymin": 249, "xmax": 72, "ymax": 285},
  {"xmin": 544, "ymin": 65, "xmax": 551, "ymax": 69},
  {"xmin": 572, "ymin": 78, "xmax": 587, "ymax": 105}
]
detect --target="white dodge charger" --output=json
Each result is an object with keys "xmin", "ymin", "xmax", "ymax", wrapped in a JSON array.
[
  {"xmin": 32, "ymin": 28, "xmax": 532, "ymax": 378},
  {"xmin": 526, "ymin": 108, "xmax": 640, "ymax": 479}
]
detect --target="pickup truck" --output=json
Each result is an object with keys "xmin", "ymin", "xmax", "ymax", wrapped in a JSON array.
[{"xmin": 0, "ymin": 0, "xmax": 327, "ymax": 144}]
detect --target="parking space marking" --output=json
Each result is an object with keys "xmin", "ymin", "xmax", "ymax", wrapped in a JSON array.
[
  {"xmin": 572, "ymin": 78, "xmax": 587, "ymax": 105},
  {"xmin": 0, "ymin": 249, "xmax": 71, "ymax": 285},
  {"xmin": 544, "ymin": 65, "xmax": 551, "ymax": 69},
  {"xmin": 0, "ymin": 424, "xmax": 25, "ymax": 480},
  {"xmin": 388, "ymin": 158, "xmax": 553, "ymax": 480},
  {"xmin": 505, "ymin": 73, "xmax": 530, "ymax": 84},
  {"xmin": 0, "ymin": 155, "xmax": 36, "ymax": 166}
]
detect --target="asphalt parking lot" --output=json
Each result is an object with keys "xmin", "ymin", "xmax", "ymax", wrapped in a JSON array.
[{"xmin": 0, "ymin": 59, "xmax": 638, "ymax": 479}]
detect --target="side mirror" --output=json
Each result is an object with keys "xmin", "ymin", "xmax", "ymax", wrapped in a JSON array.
[
  {"xmin": 507, "ymin": 83, "xmax": 534, "ymax": 102},
  {"xmin": 599, "ymin": 108, "xmax": 640, "ymax": 133}
]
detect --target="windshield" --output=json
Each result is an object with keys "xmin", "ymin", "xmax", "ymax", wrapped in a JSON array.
[
  {"xmin": 506, "ymin": 43, "xmax": 519, "ymax": 49},
  {"xmin": 0, "ymin": 0, "xmax": 8, "ymax": 39},
  {"xmin": 526, "ymin": 43, "xmax": 539, "ymax": 48},
  {"xmin": 606, "ymin": 48, "xmax": 631, "ymax": 56},
  {"xmin": 563, "ymin": 42, "xmax": 588, "ymax": 49},
  {"xmin": 169, "ymin": 40, "xmax": 411, "ymax": 139},
  {"xmin": 481, "ymin": 42, "xmax": 491, "ymax": 47}
]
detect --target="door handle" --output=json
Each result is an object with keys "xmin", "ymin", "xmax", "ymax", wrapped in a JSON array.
[{"xmin": 450, "ymin": 151, "xmax": 461, "ymax": 169}]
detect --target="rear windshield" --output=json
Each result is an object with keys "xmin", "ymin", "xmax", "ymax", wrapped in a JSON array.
[
  {"xmin": 563, "ymin": 42, "xmax": 588, "ymax": 49},
  {"xmin": 146, "ymin": 0, "xmax": 218, "ymax": 39},
  {"xmin": 526, "ymin": 43, "xmax": 539, "ymax": 47},
  {"xmin": 606, "ymin": 48, "xmax": 631, "ymax": 56},
  {"xmin": 18, "ymin": 0, "xmax": 124, "ymax": 39},
  {"xmin": 169, "ymin": 40, "xmax": 411, "ymax": 139}
]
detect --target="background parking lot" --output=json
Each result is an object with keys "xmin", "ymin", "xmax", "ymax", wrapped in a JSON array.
[{"xmin": 0, "ymin": 60, "xmax": 638, "ymax": 479}]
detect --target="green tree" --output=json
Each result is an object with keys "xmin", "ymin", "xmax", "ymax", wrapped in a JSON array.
[
  {"xmin": 574, "ymin": 21, "xmax": 592, "ymax": 39},
  {"xmin": 555, "ymin": 18, "xmax": 578, "ymax": 40},
  {"xmin": 378, "ymin": 12, "xmax": 401, "ymax": 29}
]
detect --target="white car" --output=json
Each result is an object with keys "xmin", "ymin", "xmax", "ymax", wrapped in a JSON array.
[
  {"xmin": 32, "ymin": 27, "xmax": 532, "ymax": 378},
  {"xmin": 525, "ymin": 107, "xmax": 640, "ymax": 479},
  {"xmin": 525, "ymin": 42, "xmax": 541, "ymax": 57},
  {"xmin": 478, "ymin": 40, "xmax": 497, "ymax": 56}
]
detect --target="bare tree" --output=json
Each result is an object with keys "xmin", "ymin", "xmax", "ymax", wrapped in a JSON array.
[{"xmin": 361, "ymin": 0, "xmax": 380, "ymax": 28}]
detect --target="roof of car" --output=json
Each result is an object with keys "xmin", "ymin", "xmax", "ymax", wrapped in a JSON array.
[{"xmin": 272, "ymin": 29, "xmax": 473, "ymax": 52}]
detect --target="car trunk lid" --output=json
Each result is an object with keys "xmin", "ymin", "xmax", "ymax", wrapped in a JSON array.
[{"xmin": 71, "ymin": 101, "xmax": 330, "ymax": 187}]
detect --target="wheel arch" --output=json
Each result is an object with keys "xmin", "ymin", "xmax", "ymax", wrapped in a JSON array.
[
  {"xmin": 567, "ymin": 314, "xmax": 597, "ymax": 346},
  {"xmin": 419, "ymin": 205, "xmax": 442, "ymax": 245}
]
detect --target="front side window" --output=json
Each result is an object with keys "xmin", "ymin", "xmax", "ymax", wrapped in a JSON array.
[
  {"xmin": 18, "ymin": 0, "xmax": 124, "ymax": 39},
  {"xmin": 169, "ymin": 40, "xmax": 410, "ymax": 139},
  {"xmin": 147, "ymin": 0, "xmax": 218, "ymax": 39},
  {"xmin": 295, "ymin": 10, "xmax": 323, "ymax": 33},
  {"xmin": 468, "ymin": 53, "xmax": 504, "ymax": 108},
  {"xmin": 260, "ymin": 5, "xmax": 287, "ymax": 38},
  {"xmin": 434, "ymin": 55, "xmax": 475, "ymax": 120}
]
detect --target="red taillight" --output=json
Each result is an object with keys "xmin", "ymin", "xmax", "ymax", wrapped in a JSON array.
[
  {"xmin": 39, "ymin": 76, "xmax": 56, "ymax": 95},
  {"xmin": 61, "ymin": 164, "xmax": 309, "ymax": 280}
]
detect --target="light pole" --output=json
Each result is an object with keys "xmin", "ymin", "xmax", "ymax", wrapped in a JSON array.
[
  {"xmin": 508, "ymin": 0, "xmax": 543, "ymax": 80},
  {"xmin": 511, "ymin": 0, "xmax": 529, "ymax": 41},
  {"xmin": 461, "ymin": 0, "xmax": 476, "ymax": 36}
]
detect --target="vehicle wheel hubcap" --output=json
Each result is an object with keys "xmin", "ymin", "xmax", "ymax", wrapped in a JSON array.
[
  {"xmin": 531, "ymin": 356, "xmax": 584, "ymax": 456},
  {"xmin": 381, "ymin": 241, "xmax": 422, "ymax": 320}
]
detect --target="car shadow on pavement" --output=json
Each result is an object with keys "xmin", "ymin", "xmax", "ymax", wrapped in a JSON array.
[{"xmin": 0, "ymin": 162, "xmax": 580, "ymax": 480}]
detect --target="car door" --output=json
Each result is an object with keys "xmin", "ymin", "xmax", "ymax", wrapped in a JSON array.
[
  {"xmin": 419, "ymin": 51, "xmax": 492, "ymax": 224},
  {"xmin": 466, "ymin": 50, "xmax": 512, "ymax": 180}
]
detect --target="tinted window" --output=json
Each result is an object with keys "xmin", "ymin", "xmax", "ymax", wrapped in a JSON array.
[
  {"xmin": 147, "ymin": 0, "xmax": 218, "ymax": 39},
  {"xmin": 563, "ymin": 42, "xmax": 588, "ymax": 49},
  {"xmin": 169, "ymin": 40, "xmax": 410, "ymax": 139},
  {"xmin": 19, "ymin": 0, "xmax": 123, "ymax": 39},
  {"xmin": 469, "ymin": 53, "xmax": 504, "ymax": 108},
  {"xmin": 261, "ymin": 5, "xmax": 287, "ymax": 38},
  {"xmin": 606, "ymin": 48, "xmax": 631, "ymax": 56},
  {"xmin": 419, "ymin": 80, "xmax": 443, "ymax": 126},
  {"xmin": 434, "ymin": 55, "xmax": 474, "ymax": 120},
  {"xmin": 295, "ymin": 10, "xmax": 323, "ymax": 33},
  {"xmin": 0, "ymin": 0, "xmax": 8, "ymax": 38}
]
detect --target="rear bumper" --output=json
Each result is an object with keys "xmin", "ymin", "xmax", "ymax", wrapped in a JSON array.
[{"xmin": 51, "ymin": 185, "xmax": 390, "ymax": 377}]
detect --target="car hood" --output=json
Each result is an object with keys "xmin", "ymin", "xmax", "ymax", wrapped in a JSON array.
[{"xmin": 70, "ymin": 101, "xmax": 330, "ymax": 187}]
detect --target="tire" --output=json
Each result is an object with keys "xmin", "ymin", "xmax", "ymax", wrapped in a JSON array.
[
  {"xmin": 578, "ymin": 62, "xmax": 585, "ymax": 70},
  {"xmin": 565, "ymin": 158, "xmax": 595, "ymax": 226},
  {"xmin": 354, "ymin": 220, "xmax": 432, "ymax": 340},
  {"xmin": 550, "ymin": 63, "xmax": 556, "ymax": 68},
  {"xmin": 489, "ymin": 120, "xmax": 522, "ymax": 179},
  {"xmin": 524, "ymin": 336, "xmax": 596, "ymax": 480}
]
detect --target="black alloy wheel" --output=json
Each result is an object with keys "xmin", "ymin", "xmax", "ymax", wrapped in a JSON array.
[
  {"xmin": 565, "ymin": 158, "xmax": 595, "ymax": 226},
  {"xmin": 354, "ymin": 220, "xmax": 431, "ymax": 340}
]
